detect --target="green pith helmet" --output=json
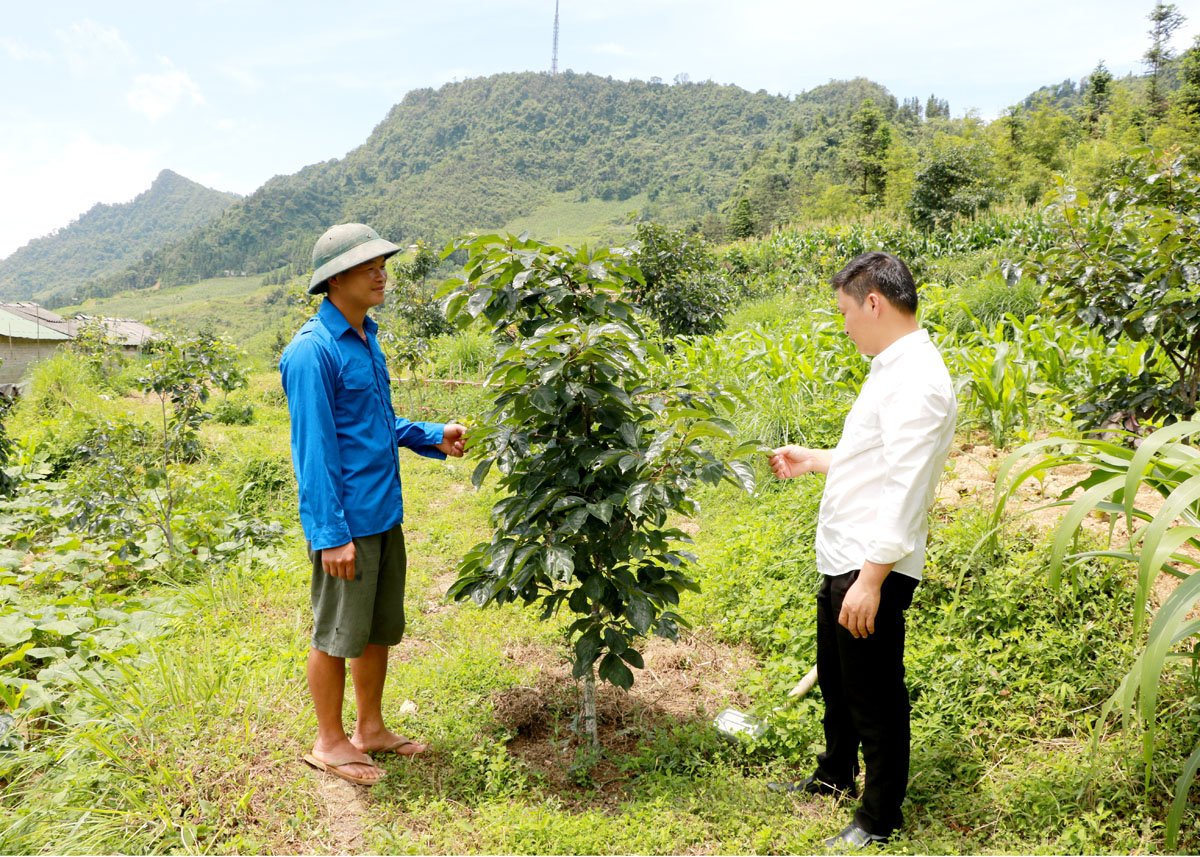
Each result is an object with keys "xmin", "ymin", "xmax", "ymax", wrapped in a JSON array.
[{"xmin": 308, "ymin": 223, "xmax": 402, "ymax": 295}]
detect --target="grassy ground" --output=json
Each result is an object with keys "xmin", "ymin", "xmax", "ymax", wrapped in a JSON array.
[
  {"xmin": 499, "ymin": 192, "xmax": 648, "ymax": 247},
  {"xmin": 19, "ymin": 446, "xmax": 1170, "ymax": 855}
]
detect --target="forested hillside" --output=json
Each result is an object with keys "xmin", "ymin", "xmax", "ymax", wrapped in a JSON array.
[
  {"xmin": 0, "ymin": 170, "xmax": 239, "ymax": 304},
  {"xmin": 60, "ymin": 27, "xmax": 1200, "ymax": 305},
  {"xmin": 81, "ymin": 74, "xmax": 930, "ymax": 302},
  {"xmin": 727, "ymin": 42, "xmax": 1200, "ymax": 235}
]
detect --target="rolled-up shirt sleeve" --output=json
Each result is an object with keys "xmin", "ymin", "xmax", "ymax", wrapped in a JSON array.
[
  {"xmin": 867, "ymin": 382, "xmax": 955, "ymax": 566},
  {"xmin": 281, "ymin": 337, "xmax": 353, "ymax": 551},
  {"xmin": 396, "ymin": 419, "xmax": 447, "ymax": 460}
]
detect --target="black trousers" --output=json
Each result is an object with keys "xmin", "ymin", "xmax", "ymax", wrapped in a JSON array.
[{"xmin": 813, "ymin": 568, "xmax": 918, "ymax": 836}]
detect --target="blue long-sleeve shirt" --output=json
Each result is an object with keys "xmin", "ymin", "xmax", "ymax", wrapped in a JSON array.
[{"xmin": 280, "ymin": 299, "xmax": 445, "ymax": 551}]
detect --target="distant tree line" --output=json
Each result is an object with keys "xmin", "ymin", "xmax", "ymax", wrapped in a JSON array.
[{"xmin": 721, "ymin": 2, "xmax": 1200, "ymax": 238}]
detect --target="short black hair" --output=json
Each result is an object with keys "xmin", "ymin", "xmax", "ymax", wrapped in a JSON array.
[{"xmin": 831, "ymin": 252, "xmax": 918, "ymax": 313}]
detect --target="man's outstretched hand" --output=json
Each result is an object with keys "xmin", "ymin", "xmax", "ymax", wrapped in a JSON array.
[
  {"xmin": 437, "ymin": 423, "xmax": 467, "ymax": 458},
  {"xmin": 769, "ymin": 445, "xmax": 832, "ymax": 478}
]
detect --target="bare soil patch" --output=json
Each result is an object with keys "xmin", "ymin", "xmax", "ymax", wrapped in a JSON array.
[
  {"xmin": 309, "ymin": 775, "xmax": 368, "ymax": 853},
  {"xmin": 491, "ymin": 632, "xmax": 757, "ymax": 806}
]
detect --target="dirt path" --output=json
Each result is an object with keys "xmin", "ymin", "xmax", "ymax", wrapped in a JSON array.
[{"xmin": 311, "ymin": 774, "xmax": 368, "ymax": 853}]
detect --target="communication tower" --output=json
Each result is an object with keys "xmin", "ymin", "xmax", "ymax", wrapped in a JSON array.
[{"xmin": 551, "ymin": 0, "xmax": 560, "ymax": 74}]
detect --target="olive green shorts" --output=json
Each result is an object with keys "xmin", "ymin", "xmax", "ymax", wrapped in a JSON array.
[{"xmin": 309, "ymin": 524, "xmax": 407, "ymax": 659}]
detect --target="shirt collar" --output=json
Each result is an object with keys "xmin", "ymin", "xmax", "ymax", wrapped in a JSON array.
[
  {"xmin": 319, "ymin": 298, "xmax": 378, "ymax": 339},
  {"xmin": 870, "ymin": 328, "xmax": 929, "ymax": 372}
]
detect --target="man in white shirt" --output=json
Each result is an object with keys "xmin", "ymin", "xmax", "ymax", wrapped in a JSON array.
[{"xmin": 769, "ymin": 252, "xmax": 956, "ymax": 849}]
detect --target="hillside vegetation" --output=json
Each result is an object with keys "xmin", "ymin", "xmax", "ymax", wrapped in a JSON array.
[
  {"xmin": 0, "ymin": 170, "xmax": 239, "ymax": 304},
  {"xmin": 4, "ymin": 12, "xmax": 1200, "ymax": 852},
  {"xmin": 82, "ymin": 74, "xmax": 902, "ymax": 301},
  {"xmin": 69, "ymin": 34, "xmax": 1200, "ymax": 312}
]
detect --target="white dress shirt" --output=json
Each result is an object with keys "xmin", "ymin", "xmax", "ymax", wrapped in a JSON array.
[{"xmin": 815, "ymin": 329, "xmax": 957, "ymax": 581}]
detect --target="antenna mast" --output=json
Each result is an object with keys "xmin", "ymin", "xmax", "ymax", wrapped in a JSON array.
[{"xmin": 551, "ymin": 0, "xmax": 560, "ymax": 74}]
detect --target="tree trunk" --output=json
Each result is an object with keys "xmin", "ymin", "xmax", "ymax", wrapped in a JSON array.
[{"xmin": 582, "ymin": 662, "xmax": 598, "ymax": 746}]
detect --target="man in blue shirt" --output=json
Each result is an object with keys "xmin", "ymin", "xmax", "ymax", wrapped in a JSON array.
[{"xmin": 281, "ymin": 223, "xmax": 466, "ymax": 787}]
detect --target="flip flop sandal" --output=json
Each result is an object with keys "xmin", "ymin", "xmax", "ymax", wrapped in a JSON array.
[
  {"xmin": 302, "ymin": 753, "xmax": 386, "ymax": 786},
  {"xmin": 375, "ymin": 736, "xmax": 427, "ymax": 756}
]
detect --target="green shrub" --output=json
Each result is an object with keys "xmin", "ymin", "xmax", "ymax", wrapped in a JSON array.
[
  {"xmin": 221, "ymin": 443, "xmax": 295, "ymax": 517},
  {"xmin": 211, "ymin": 396, "xmax": 255, "ymax": 426},
  {"xmin": 630, "ymin": 221, "xmax": 737, "ymax": 339},
  {"xmin": 1031, "ymin": 149, "xmax": 1200, "ymax": 421},
  {"xmin": 668, "ymin": 319, "xmax": 864, "ymax": 450},
  {"xmin": 8, "ymin": 353, "xmax": 127, "ymax": 477},
  {"xmin": 429, "ymin": 330, "xmax": 496, "ymax": 379},
  {"xmin": 0, "ymin": 395, "xmax": 14, "ymax": 497},
  {"xmin": 922, "ymin": 269, "xmax": 1043, "ymax": 336},
  {"xmin": 723, "ymin": 292, "xmax": 810, "ymax": 333}
]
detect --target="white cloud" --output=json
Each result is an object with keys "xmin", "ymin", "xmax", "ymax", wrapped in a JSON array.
[
  {"xmin": 126, "ymin": 58, "xmax": 205, "ymax": 122},
  {"xmin": 1, "ymin": 38, "xmax": 51, "ymax": 62},
  {"xmin": 0, "ymin": 132, "xmax": 161, "ymax": 259},
  {"xmin": 216, "ymin": 62, "xmax": 263, "ymax": 92},
  {"xmin": 54, "ymin": 18, "xmax": 134, "ymax": 75}
]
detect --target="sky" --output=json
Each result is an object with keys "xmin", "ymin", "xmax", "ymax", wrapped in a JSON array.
[{"xmin": 2, "ymin": 0, "xmax": 1198, "ymax": 260}]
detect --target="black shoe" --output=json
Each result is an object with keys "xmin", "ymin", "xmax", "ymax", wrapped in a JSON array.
[
  {"xmin": 823, "ymin": 822, "xmax": 889, "ymax": 851},
  {"xmin": 767, "ymin": 774, "xmax": 858, "ymax": 798}
]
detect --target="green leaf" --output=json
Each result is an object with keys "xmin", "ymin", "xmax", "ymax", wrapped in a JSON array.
[
  {"xmin": 620, "ymin": 649, "xmax": 645, "ymax": 670},
  {"xmin": 35, "ymin": 619, "xmax": 83, "ymax": 637},
  {"xmin": 26, "ymin": 646, "xmax": 67, "ymax": 660},
  {"xmin": 618, "ymin": 454, "xmax": 641, "ymax": 473},
  {"xmin": 682, "ymin": 419, "xmax": 736, "ymax": 444},
  {"xmin": 583, "ymin": 575, "xmax": 608, "ymax": 602},
  {"xmin": 1166, "ymin": 738, "xmax": 1200, "ymax": 851},
  {"xmin": 530, "ymin": 386, "xmax": 558, "ymax": 414},
  {"xmin": 725, "ymin": 460, "xmax": 756, "ymax": 492},
  {"xmin": 471, "ymin": 457, "xmax": 493, "ymax": 488},
  {"xmin": 626, "ymin": 595, "xmax": 654, "ymax": 635},
  {"xmin": 598, "ymin": 653, "xmax": 634, "ymax": 689},
  {"xmin": 560, "ymin": 506, "xmax": 589, "ymax": 533},
  {"xmin": 586, "ymin": 501, "xmax": 613, "ymax": 524},
  {"xmin": 627, "ymin": 481, "xmax": 653, "ymax": 517},
  {"xmin": 645, "ymin": 428, "xmax": 674, "ymax": 463},
  {"xmin": 466, "ymin": 288, "xmax": 492, "ymax": 317},
  {"xmin": 0, "ymin": 614, "xmax": 34, "ymax": 648},
  {"xmin": 0, "ymin": 642, "xmax": 34, "ymax": 668},
  {"xmin": 543, "ymin": 545, "xmax": 574, "ymax": 583},
  {"xmin": 574, "ymin": 627, "xmax": 602, "ymax": 669}
]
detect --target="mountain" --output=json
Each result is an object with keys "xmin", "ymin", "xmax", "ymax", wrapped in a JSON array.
[
  {"xmin": 0, "ymin": 170, "xmax": 240, "ymax": 304},
  {"xmin": 84, "ymin": 72, "xmax": 838, "ymax": 300}
]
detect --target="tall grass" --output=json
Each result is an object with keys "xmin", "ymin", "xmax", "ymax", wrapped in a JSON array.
[
  {"xmin": 995, "ymin": 422, "xmax": 1200, "ymax": 850},
  {"xmin": 668, "ymin": 318, "xmax": 865, "ymax": 451}
]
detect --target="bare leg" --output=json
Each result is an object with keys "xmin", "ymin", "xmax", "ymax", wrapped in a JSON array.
[
  {"xmin": 349, "ymin": 644, "xmax": 426, "ymax": 755},
  {"xmin": 307, "ymin": 647, "xmax": 383, "ymax": 781}
]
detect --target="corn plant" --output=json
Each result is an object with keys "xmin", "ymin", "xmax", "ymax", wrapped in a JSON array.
[
  {"xmin": 993, "ymin": 422, "xmax": 1200, "ymax": 850},
  {"xmin": 942, "ymin": 317, "xmax": 1036, "ymax": 448}
]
